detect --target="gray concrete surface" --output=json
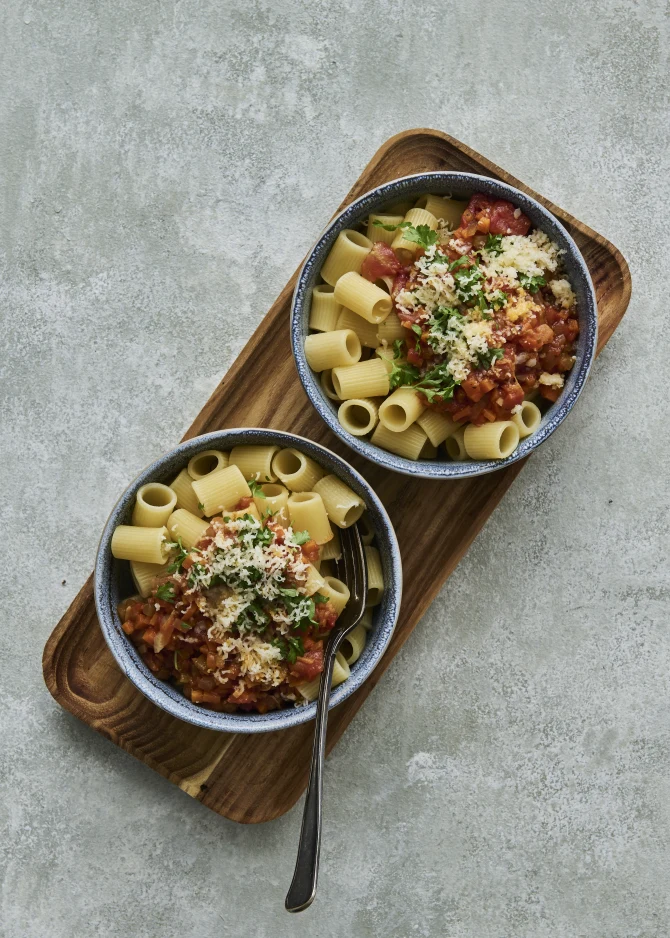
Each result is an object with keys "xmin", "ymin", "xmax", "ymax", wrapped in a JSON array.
[{"xmin": 1, "ymin": 1, "xmax": 669, "ymax": 935}]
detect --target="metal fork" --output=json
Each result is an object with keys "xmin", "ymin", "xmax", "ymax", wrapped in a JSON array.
[{"xmin": 285, "ymin": 524, "xmax": 367, "ymax": 913}]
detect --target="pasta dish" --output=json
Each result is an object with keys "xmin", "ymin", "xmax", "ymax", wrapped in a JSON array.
[
  {"xmin": 304, "ymin": 192, "xmax": 580, "ymax": 461},
  {"xmin": 110, "ymin": 445, "xmax": 382, "ymax": 712}
]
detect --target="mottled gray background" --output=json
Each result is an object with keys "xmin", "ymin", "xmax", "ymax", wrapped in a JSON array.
[{"xmin": 1, "ymin": 0, "xmax": 669, "ymax": 935}]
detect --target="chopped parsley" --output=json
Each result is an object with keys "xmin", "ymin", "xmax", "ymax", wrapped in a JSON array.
[
  {"xmin": 156, "ymin": 583, "xmax": 176, "ymax": 603},
  {"xmin": 388, "ymin": 340, "xmax": 420, "ymax": 389},
  {"xmin": 518, "ymin": 272, "xmax": 546, "ymax": 293},
  {"xmin": 413, "ymin": 362, "xmax": 458, "ymax": 404},
  {"xmin": 197, "ymin": 502, "xmax": 205, "ymax": 512},
  {"xmin": 372, "ymin": 219, "xmax": 438, "ymax": 250},
  {"xmin": 483, "ymin": 233, "xmax": 503, "ymax": 256},
  {"xmin": 247, "ymin": 479, "xmax": 266, "ymax": 499},
  {"xmin": 486, "ymin": 290, "xmax": 508, "ymax": 310},
  {"xmin": 272, "ymin": 635, "xmax": 304, "ymax": 665},
  {"xmin": 166, "ymin": 537, "xmax": 189, "ymax": 574},
  {"xmin": 453, "ymin": 264, "xmax": 484, "ymax": 302},
  {"xmin": 477, "ymin": 347, "xmax": 504, "ymax": 370},
  {"xmin": 290, "ymin": 530, "xmax": 311, "ymax": 546}
]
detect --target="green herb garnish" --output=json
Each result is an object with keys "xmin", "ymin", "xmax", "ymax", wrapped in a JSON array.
[
  {"xmin": 248, "ymin": 479, "xmax": 266, "ymax": 498},
  {"xmin": 477, "ymin": 347, "xmax": 505, "ymax": 370},
  {"xmin": 483, "ymin": 233, "xmax": 503, "ymax": 256},
  {"xmin": 291, "ymin": 530, "xmax": 311, "ymax": 546},
  {"xmin": 518, "ymin": 273, "xmax": 546, "ymax": 293},
  {"xmin": 272, "ymin": 635, "xmax": 305, "ymax": 664},
  {"xmin": 156, "ymin": 583, "xmax": 176, "ymax": 603}
]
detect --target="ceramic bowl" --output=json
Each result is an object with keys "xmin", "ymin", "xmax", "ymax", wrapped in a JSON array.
[
  {"xmin": 291, "ymin": 172, "xmax": 598, "ymax": 479},
  {"xmin": 94, "ymin": 429, "xmax": 402, "ymax": 733}
]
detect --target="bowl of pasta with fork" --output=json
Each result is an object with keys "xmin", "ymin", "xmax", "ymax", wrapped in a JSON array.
[
  {"xmin": 94, "ymin": 429, "xmax": 402, "ymax": 733},
  {"xmin": 291, "ymin": 173, "xmax": 598, "ymax": 478}
]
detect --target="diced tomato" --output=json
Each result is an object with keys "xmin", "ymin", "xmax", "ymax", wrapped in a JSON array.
[
  {"xmin": 489, "ymin": 199, "xmax": 532, "ymax": 235},
  {"xmin": 290, "ymin": 639, "xmax": 324, "ymax": 683},
  {"xmin": 360, "ymin": 242, "xmax": 402, "ymax": 282},
  {"xmin": 406, "ymin": 346, "xmax": 424, "ymax": 367},
  {"xmin": 461, "ymin": 371, "xmax": 497, "ymax": 403},
  {"xmin": 313, "ymin": 601, "xmax": 338, "ymax": 632},
  {"xmin": 234, "ymin": 495, "xmax": 253, "ymax": 510},
  {"xmin": 391, "ymin": 269, "xmax": 410, "ymax": 300},
  {"xmin": 300, "ymin": 538, "xmax": 320, "ymax": 566},
  {"xmin": 539, "ymin": 384, "xmax": 561, "ymax": 402},
  {"xmin": 518, "ymin": 323, "xmax": 555, "ymax": 351}
]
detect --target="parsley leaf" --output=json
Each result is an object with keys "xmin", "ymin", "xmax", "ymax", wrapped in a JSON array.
[
  {"xmin": 518, "ymin": 273, "xmax": 546, "ymax": 293},
  {"xmin": 449, "ymin": 256, "xmax": 470, "ymax": 271},
  {"xmin": 166, "ymin": 537, "xmax": 189, "ymax": 574},
  {"xmin": 272, "ymin": 635, "xmax": 304, "ymax": 665},
  {"xmin": 156, "ymin": 583, "xmax": 176, "ymax": 603},
  {"xmin": 197, "ymin": 502, "xmax": 205, "ymax": 512},
  {"xmin": 414, "ymin": 361, "xmax": 458, "ymax": 403},
  {"xmin": 402, "ymin": 224, "xmax": 439, "ymax": 250},
  {"xmin": 483, "ymin": 233, "xmax": 503, "ymax": 256},
  {"xmin": 453, "ymin": 264, "xmax": 484, "ymax": 302},
  {"xmin": 248, "ymin": 479, "xmax": 266, "ymax": 499},
  {"xmin": 477, "ymin": 347, "xmax": 505, "ymax": 370},
  {"xmin": 389, "ymin": 358, "xmax": 420, "ymax": 390},
  {"xmin": 486, "ymin": 290, "xmax": 508, "ymax": 310},
  {"xmin": 372, "ymin": 219, "xmax": 412, "ymax": 232},
  {"xmin": 291, "ymin": 530, "xmax": 311, "ymax": 546},
  {"xmin": 313, "ymin": 592, "xmax": 329, "ymax": 605}
]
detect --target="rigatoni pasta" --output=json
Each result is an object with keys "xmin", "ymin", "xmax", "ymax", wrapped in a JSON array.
[
  {"xmin": 112, "ymin": 442, "xmax": 380, "ymax": 715},
  {"xmin": 131, "ymin": 483, "xmax": 177, "ymax": 528},
  {"xmin": 187, "ymin": 449, "xmax": 229, "ymax": 481},
  {"xmin": 309, "ymin": 285, "xmax": 341, "ymax": 332},
  {"xmin": 304, "ymin": 189, "xmax": 579, "ymax": 463},
  {"xmin": 304, "ymin": 329, "xmax": 361, "ymax": 372},
  {"xmin": 321, "ymin": 230, "xmax": 373, "ymax": 286}
]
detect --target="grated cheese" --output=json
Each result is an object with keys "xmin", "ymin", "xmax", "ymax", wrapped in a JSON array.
[
  {"xmin": 549, "ymin": 278, "xmax": 576, "ymax": 309},
  {"xmin": 539, "ymin": 372, "xmax": 564, "ymax": 388}
]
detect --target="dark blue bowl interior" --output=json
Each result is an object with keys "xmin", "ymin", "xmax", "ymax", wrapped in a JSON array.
[
  {"xmin": 95, "ymin": 429, "xmax": 402, "ymax": 734},
  {"xmin": 291, "ymin": 172, "xmax": 598, "ymax": 479}
]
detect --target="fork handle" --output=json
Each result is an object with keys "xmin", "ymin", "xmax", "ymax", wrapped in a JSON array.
[{"xmin": 285, "ymin": 634, "xmax": 343, "ymax": 913}]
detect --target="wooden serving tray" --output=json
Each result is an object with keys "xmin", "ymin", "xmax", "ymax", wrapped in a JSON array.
[{"xmin": 42, "ymin": 129, "xmax": 631, "ymax": 824}]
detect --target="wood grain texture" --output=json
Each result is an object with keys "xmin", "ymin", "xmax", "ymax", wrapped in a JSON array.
[{"xmin": 42, "ymin": 129, "xmax": 632, "ymax": 824}]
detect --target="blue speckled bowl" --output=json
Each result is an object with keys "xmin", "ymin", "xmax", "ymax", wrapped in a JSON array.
[
  {"xmin": 291, "ymin": 172, "xmax": 598, "ymax": 479},
  {"xmin": 94, "ymin": 429, "xmax": 402, "ymax": 734}
]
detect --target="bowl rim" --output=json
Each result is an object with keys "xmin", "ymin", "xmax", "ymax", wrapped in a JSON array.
[
  {"xmin": 290, "ymin": 170, "xmax": 598, "ymax": 479},
  {"xmin": 94, "ymin": 428, "xmax": 402, "ymax": 734}
]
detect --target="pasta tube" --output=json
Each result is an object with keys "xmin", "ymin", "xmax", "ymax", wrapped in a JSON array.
[
  {"xmin": 376, "ymin": 311, "xmax": 406, "ymax": 345},
  {"xmin": 445, "ymin": 426, "xmax": 467, "ymax": 461},
  {"xmin": 229, "ymin": 444, "xmax": 279, "ymax": 483},
  {"xmin": 336, "ymin": 308, "xmax": 379, "ymax": 348},
  {"xmin": 414, "ymin": 195, "xmax": 467, "ymax": 228},
  {"xmin": 255, "ymin": 482, "xmax": 289, "ymax": 523},
  {"xmin": 333, "ymin": 272, "xmax": 392, "ymax": 324},
  {"xmin": 416, "ymin": 410, "xmax": 462, "ymax": 447},
  {"xmin": 511, "ymin": 401, "xmax": 542, "ymax": 438},
  {"xmin": 463, "ymin": 421, "xmax": 520, "ymax": 460},
  {"xmin": 364, "ymin": 546, "xmax": 384, "ymax": 607},
  {"xmin": 337, "ymin": 398, "xmax": 379, "ymax": 436},
  {"xmin": 187, "ymin": 449, "xmax": 229, "ymax": 481},
  {"xmin": 313, "ymin": 474, "xmax": 365, "ymax": 528},
  {"xmin": 332, "ymin": 358, "xmax": 390, "ymax": 400},
  {"xmin": 166, "ymin": 510, "xmax": 209, "ymax": 550},
  {"xmin": 309, "ymin": 284, "xmax": 341, "ymax": 332},
  {"xmin": 320, "ymin": 370, "xmax": 341, "ymax": 402},
  {"xmin": 272, "ymin": 449, "xmax": 324, "ymax": 492},
  {"xmin": 321, "ymin": 230, "xmax": 373, "ymax": 286},
  {"xmin": 367, "ymin": 213, "xmax": 404, "ymax": 245},
  {"xmin": 169, "ymin": 468, "xmax": 203, "ymax": 517},
  {"xmin": 378, "ymin": 387, "xmax": 426, "ymax": 433},
  {"xmin": 305, "ymin": 329, "xmax": 361, "ymax": 372},
  {"xmin": 370, "ymin": 422, "xmax": 427, "ymax": 460},
  {"xmin": 302, "ymin": 563, "xmax": 326, "ymax": 597},
  {"xmin": 297, "ymin": 651, "xmax": 350, "ymax": 701},
  {"xmin": 131, "ymin": 483, "xmax": 177, "ymax": 528},
  {"xmin": 341, "ymin": 623, "xmax": 366, "ymax": 665},
  {"xmin": 111, "ymin": 525, "xmax": 169, "ymax": 565},
  {"xmin": 319, "ymin": 576, "xmax": 350, "ymax": 615},
  {"xmin": 320, "ymin": 527, "xmax": 342, "ymax": 561},
  {"xmin": 287, "ymin": 492, "xmax": 333, "ymax": 545},
  {"xmin": 130, "ymin": 559, "xmax": 171, "ymax": 598},
  {"xmin": 358, "ymin": 512, "xmax": 375, "ymax": 546},
  {"xmin": 391, "ymin": 208, "xmax": 438, "ymax": 263},
  {"xmin": 192, "ymin": 464, "xmax": 251, "ymax": 516}
]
